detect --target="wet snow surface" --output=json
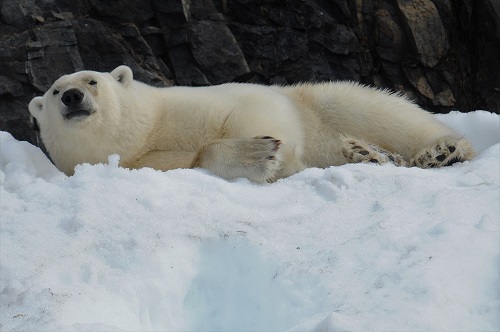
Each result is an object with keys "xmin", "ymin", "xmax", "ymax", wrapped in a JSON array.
[{"xmin": 1, "ymin": 111, "xmax": 499, "ymax": 331}]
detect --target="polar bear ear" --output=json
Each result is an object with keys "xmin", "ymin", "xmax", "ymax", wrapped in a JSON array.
[
  {"xmin": 111, "ymin": 65, "xmax": 133, "ymax": 87},
  {"xmin": 28, "ymin": 96, "xmax": 44, "ymax": 118}
]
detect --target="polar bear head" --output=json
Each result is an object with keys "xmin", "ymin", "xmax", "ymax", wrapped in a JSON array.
[
  {"xmin": 28, "ymin": 66, "xmax": 147, "ymax": 175},
  {"xmin": 29, "ymin": 65, "xmax": 133, "ymax": 128}
]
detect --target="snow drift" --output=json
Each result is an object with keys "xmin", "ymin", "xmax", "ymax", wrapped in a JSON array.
[{"xmin": 1, "ymin": 111, "xmax": 499, "ymax": 331}]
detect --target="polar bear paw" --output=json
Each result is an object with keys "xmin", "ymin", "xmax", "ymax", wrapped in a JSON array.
[
  {"xmin": 193, "ymin": 136, "xmax": 283, "ymax": 182},
  {"xmin": 410, "ymin": 137, "xmax": 475, "ymax": 168},
  {"xmin": 342, "ymin": 137, "xmax": 408, "ymax": 167},
  {"xmin": 241, "ymin": 136, "xmax": 283, "ymax": 182}
]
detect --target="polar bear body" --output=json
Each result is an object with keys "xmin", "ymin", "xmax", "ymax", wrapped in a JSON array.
[{"xmin": 29, "ymin": 66, "xmax": 475, "ymax": 182}]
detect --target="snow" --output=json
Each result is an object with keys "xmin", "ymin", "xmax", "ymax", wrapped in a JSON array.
[{"xmin": 1, "ymin": 111, "xmax": 499, "ymax": 331}]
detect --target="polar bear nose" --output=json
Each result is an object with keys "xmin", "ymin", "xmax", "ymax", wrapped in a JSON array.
[{"xmin": 62, "ymin": 89, "xmax": 84, "ymax": 107}]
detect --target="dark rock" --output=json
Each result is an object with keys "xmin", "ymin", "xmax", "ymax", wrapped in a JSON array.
[
  {"xmin": 169, "ymin": 45, "xmax": 211, "ymax": 86},
  {"xmin": 487, "ymin": 0, "xmax": 500, "ymax": 39},
  {"xmin": 86, "ymin": 0, "xmax": 155, "ymax": 25},
  {"xmin": 0, "ymin": 76, "xmax": 25, "ymax": 97},
  {"xmin": 189, "ymin": 20, "xmax": 250, "ymax": 84},
  {"xmin": 26, "ymin": 21, "xmax": 84, "ymax": 92},
  {"xmin": 430, "ymin": 0, "xmax": 452, "ymax": 28},
  {"xmin": 73, "ymin": 18, "xmax": 172, "ymax": 86},
  {"xmin": 0, "ymin": 98, "xmax": 36, "ymax": 144},
  {"xmin": 434, "ymin": 89, "xmax": 456, "ymax": 107},
  {"xmin": 404, "ymin": 67, "xmax": 435, "ymax": 100},
  {"xmin": 0, "ymin": 0, "xmax": 35, "ymax": 32},
  {"xmin": 311, "ymin": 23, "xmax": 362, "ymax": 55},
  {"xmin": 475, "ymin": 0, "xmax": 500, "ymax": 112},
  {"xmin": 396, "ymin": 0, "xmax": 448, "ymax": 67},
  {"xmin": 375, "ymin": 8, "xmax": 407, "ymax": 62}
]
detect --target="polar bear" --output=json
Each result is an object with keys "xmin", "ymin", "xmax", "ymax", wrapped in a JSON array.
[{"xmin": 28, "ymin": 65, "xmax": 475, "ymax": 182}]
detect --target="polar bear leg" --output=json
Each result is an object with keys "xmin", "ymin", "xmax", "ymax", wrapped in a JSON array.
[
  {"xmin": 410, "ymin": 136, "xmax": 475, "ymax": 168},
  {"xmin": 191, "ymin": 136, "xmax": 284, "ymax": 183},
  {"xmin": 341, "ymin": 136, "xmax": 409, "ymax": 167}
]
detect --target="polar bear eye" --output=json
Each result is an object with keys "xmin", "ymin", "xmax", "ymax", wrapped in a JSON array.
[
  {"xmin": 53, "ymin": 89, "xmax": 59, "ymax": 95},
  {"xmin": 89, "ymin": 80, "xmax": 97, "ymax": 85}
]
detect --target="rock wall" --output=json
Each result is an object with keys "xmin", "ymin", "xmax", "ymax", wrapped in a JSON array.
[{"xmin": 1, "ymin": 0, "xmax": 499, "ymax": 145}]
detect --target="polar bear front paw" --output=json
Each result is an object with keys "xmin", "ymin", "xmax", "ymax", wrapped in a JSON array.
[
  {"xmin": 239, "ymin": 136, "xmax": 283, "ymax": 182},
  {"xmin": 410, "ymin": 137, "xmax": 475, "ymax": 168},
  {"xmin": 193, "ymin": 136, "xmax": 284, "ymax": 182}
]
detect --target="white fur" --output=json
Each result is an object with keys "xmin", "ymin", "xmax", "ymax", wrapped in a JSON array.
[{"xmin": 29, "ymin": 66, "xmax": 475, "ymax": 182}]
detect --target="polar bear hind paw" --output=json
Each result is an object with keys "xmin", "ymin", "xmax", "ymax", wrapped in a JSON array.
[
  {"xmin": 341, "ymin": 137, "xmax": 408, "ymax": 167},
  {"xmin": 410, "ymin": 137, "xmax": 475, "ymax": 168}
]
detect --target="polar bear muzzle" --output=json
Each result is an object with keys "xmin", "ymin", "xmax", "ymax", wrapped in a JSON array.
[{"xmin": 61, "ymin": 88, "xmax": 94, "ymax": 120}]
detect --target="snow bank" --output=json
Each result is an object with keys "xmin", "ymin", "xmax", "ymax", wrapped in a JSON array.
[
  {"xmin": 1, "ymin": 111, "xmax": 499, "ymax": 331},
  {"xmin": 435, "ymin": 110, "xmax": 500, "ymax": 152}
]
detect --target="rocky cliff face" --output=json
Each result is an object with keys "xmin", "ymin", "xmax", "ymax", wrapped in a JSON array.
[{"xmin": 1, "ymin": 0, "xmax": 499, "ymax": 145}]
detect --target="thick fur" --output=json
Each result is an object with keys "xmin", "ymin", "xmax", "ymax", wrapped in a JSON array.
[{"xmin": 29, "ymin": 66, "xmax": 475, "ymax": 182}]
